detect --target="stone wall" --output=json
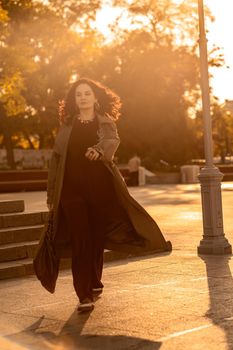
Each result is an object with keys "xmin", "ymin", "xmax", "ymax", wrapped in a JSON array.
[{"xmin": 0, "ymin": 149, "xmax": 53, "ymax": 169}]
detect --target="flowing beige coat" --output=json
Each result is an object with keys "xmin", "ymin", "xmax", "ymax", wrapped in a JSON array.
[{"xmin": 34, "ymin": 114, "xmax": 172, "ymax": 293}]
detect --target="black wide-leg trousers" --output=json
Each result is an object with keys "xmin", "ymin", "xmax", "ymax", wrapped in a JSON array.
[{"xmin": 61, "ymin": 197, "xmax": 106, "ymax": 302}]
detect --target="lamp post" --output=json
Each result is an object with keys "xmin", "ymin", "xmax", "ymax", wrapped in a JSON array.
[{"xmin": 197, "ymin": 0, "xmax": 232, "ymax": 254}]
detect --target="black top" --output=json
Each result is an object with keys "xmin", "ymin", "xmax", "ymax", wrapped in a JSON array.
[
  {"xmin": 59, "ymin": 116, "xmax": 138, "ymax": 248},
  {"xmin": 60, "ymin": 116, "xmax": 115, "ymax": 204}
]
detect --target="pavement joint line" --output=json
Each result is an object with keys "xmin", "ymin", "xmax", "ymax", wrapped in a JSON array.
[
  {"xmin": 132, "ymin": 281, "xmax": 178, "ymax": 288},
  {"xmin": 104, "ymin": 262, "xmax": 203, "ymax": 276},
  {"xmin": 89, "ymin": 322, "xmax": 211, "ymax": 340},
  {"xmin": 157, "ymin": 324, "xmax": 213, "ymax": 342},
  {"xmin": 170, "ymin": 287, "xmax": 208, "ymax": 294},
  {"xmin": 191, "ymin": 277, "xmax": 208, "ymax": 281}
]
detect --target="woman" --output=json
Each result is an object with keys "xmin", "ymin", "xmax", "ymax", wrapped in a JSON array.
[{"xmin": 34, "ymin": 77, "xmax": 172, "ymax": 313}]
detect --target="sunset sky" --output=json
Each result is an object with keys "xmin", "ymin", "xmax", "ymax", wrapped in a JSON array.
[
  {"xmin": 206, "ymin": 0, "xmax": 233, "ymax": 102},
  {"xmin": 95, "ymin": 0, "xmax": 233, "ymax": 103}
]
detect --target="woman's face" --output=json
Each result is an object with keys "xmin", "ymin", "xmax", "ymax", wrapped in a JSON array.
[{"xmin": 75, "ymin": 83, "xmax": 97, "ymax": 111}]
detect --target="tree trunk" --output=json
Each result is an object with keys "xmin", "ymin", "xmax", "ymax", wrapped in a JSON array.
[
  {"xmin": 24, "ymin": 131, "xmax": 35, "ymax": 149},
  {"xmin": 38, "ymin": 133, "xmax": 45, "ymax": 149},
  {"xmin": 0, "ymin": 104, "xmax": 16, "ymax": 169},
  {"xmin": 220, "ymin": 149, "xmax": 225, "ymax": 164}
]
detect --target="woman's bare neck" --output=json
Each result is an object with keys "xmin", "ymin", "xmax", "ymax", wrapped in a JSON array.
[{"xmin": 79, "ymin": 109, "xmax": 95, "ymax": 120}]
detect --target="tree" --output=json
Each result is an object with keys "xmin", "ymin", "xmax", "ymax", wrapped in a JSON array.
[
  {"xmin": 83, "ymin": 0, "xmax": 204, "ymax": 168},
  {"xmin": 0, "ymin": 0, "xmax": 102, "ymax": 167},
  {"xmin": 0, "ymin": 0, "xmax": 226, "ymax": 169},
  {"xmin": 84, "ymin": 0, "xmax": 225, "ymax": 168},
  {"xmin": 211, "ymin": 103, "xmax": 233, "ymax": 163}
]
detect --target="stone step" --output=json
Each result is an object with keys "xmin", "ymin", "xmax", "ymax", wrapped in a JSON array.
[
  {"xmin": 0, "ymin": 211, "xmax": 48, "ymax": 229},
  {"xmin": 0, "ymin": 240, "xmax": 39, "ymax": 262},
  {"xmin": 0, "ymin": 180, "xmax": 47, "ymax": 192},
  {"xmin": 0, "ymin": 250, "xmax": 131, "ymax": 280},
  {"xmin": 0, "ymin": 258, "xmax": 34, "ymax": 279},
  {"xmin": 0, "ymin": 258, "xmax": 73, "ymax": 280},
  {"xmin": 0, "ymin": 200, "xmax": 25, "ymax": 214},
  {"xmin": 0, "ymin": 224, "xmax": 44, "ymax": 245}
]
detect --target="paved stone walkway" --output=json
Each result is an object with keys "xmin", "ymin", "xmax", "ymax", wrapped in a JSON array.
[{"xmin": 1, "ymin": 183, "xmax": 233, "ymax": 349}]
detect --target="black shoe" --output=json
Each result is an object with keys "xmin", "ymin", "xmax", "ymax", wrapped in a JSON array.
[{"xmin": 77, "ymin": 298, "xmax": 94, "ymax": 312}]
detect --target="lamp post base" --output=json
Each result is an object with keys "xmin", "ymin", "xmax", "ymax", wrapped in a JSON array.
[
  {"xmin": 198, "ymin": 237, "xmax": 232, "ymax": 255},
  {"xmin": 197, "ymin": 166, "xmax": 232, "ymax": 256}
]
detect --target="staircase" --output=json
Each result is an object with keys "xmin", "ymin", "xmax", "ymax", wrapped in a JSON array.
[
  {"xmin": 0, "ymin": 200, "xmax": 130, "ymax": 281},
  {"xmin": 0, "ymin": 200, "xmax": 47, "ymax": 279}
]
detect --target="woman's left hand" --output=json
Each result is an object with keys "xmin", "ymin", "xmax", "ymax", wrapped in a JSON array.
[{"xmin": 85, "ymin": 147, "xmax": 100, "ymax": 161}]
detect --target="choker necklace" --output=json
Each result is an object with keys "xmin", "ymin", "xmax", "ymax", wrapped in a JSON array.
[{"xmin": 77, "ymin": 115, "xmax": 95, "ymax": 124}]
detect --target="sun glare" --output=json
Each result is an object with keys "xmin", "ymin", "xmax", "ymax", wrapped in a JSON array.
[
  {"xmin": 93, "ymin": 0, "xmax": 233, "ymax": 102},
  {"xmin": 205, "ymin": 0, "xmax": 233, "ymax": 101},
  {"xmin": 93, "ymin": 4, "xmax": 150, "ymax": 44},
  {"xmin": 94, "ymin": 5, "xmax": 122, "ymax": 39}
]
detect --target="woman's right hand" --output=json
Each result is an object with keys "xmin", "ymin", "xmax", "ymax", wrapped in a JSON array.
[{"xmin": 85, "ymin": 147, "xmax": 101, "ymax": 161}]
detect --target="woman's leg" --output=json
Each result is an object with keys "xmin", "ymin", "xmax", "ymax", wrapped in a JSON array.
[
  {"xmin": 61, "ymin": 198, "xmax": 93, "ymax": 302},
  {"xmin": 89, "ymin": 205, "xmax": 105, "ymax": 290}
]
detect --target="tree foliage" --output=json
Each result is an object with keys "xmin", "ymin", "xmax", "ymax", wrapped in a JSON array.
[
  {"xmin": 0, "ymin": 0, "xmax": 228, "ymax": 169},
  {"xmin": 0, "ymin": 0, "xmax": 101, "ymax": 167}
]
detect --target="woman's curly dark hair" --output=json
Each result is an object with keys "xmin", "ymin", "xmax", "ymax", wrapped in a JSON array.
[{"xmin": 58, "ymin": 77, "xmax": 122, "ymax": 125}]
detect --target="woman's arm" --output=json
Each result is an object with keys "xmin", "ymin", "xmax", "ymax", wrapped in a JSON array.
[{"xmin": 92, "ymin": 121, "xmax": 120, "ymax": 162}]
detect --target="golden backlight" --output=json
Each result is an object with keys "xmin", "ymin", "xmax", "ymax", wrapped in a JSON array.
[
  {"xmin": 205, "ymin": 0, "xmax": 233, "ymax": 101},
  {"xmin": 93, "ymin": 0, "xmax": 233, "ymax": 102}
]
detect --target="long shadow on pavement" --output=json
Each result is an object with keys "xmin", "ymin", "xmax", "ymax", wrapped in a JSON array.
[
  {"xmin": 202, "ymin": 255, "xmax": 233, "ymax": 350},
  {"xmin": 5, "ymin": 309, "xmax": 162, "ymax": 350}
]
